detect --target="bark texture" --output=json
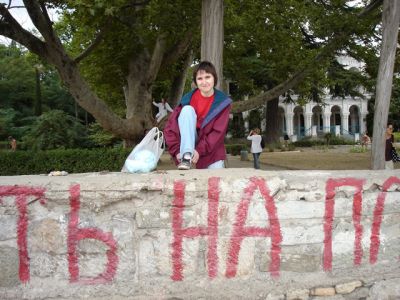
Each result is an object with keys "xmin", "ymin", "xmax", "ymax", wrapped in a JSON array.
[
  {"xmin": 371, "ymin": 0, "xmax": 400, "ymax": 169},
  {"xmin": 265, "ymin": 98, "xmax": 280, "ymax": 144},
  {"xmin": 201, "ymin": 0, "xmax": 224, "ymax": 90}
]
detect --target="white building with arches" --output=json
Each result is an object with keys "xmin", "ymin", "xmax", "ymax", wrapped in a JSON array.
[
  {"xmin": 241, "ymin": 56, "xmax": 370, "ymax": 141},
  {"xmin": 274, "ymin": 93, "xmax": 369, "ymax": 141}
]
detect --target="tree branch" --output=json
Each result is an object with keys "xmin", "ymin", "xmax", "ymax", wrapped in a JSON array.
[
  {"xmin": 121, "ymin": 0, "xmax": 151, "ymax": 9},
  {"xmin": 146, "ymin": 33, "xmax": 167, "ymax": 83},
  {"xmin": 358, "ymin": 0, "xmax": 383, "ymax": 17},
  {"xmin": 74, "ymin": 29, "xmax": 106, "ymax": 64},
  {"xmin": 23, "ymin": 0, "xmax": 61, "ymax": 48},
  {"xmin": 231, "ymin": 0, "xmax": 383, "ymax": 113},
  {"xmin": 0, "ymin": 3, "xmax": 48, "ymax": 57},
  {"xmin": 161, "ymin": 31, "xmax": 193, "ymax": 68}
]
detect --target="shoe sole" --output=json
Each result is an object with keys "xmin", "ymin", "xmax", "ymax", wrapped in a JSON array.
[{"xmin": 178, "ymin": 165, "xmax": 190, "ymax": 170}]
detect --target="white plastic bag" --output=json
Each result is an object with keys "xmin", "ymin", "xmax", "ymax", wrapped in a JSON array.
[{"xmin": 122, "ymin": 127, "xmax": 165, "ymax": 173}]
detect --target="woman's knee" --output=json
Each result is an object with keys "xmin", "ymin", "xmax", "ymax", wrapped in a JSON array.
[{"xmin": 181, "ymin": 105, "xmax": 196, "ymax": 116}]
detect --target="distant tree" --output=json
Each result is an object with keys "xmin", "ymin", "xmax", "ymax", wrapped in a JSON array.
[
  {"xmin": 0, "ymin": 44, "xmax": 35, "ymax": 113},
  {"xmin": 23, "ymin": 110, "xmax": 90, "ymax": 150},
  {"xmin": 0, "ymin": 1, "xmax": 200, "ymax": 146},
  {"xmin": 0, "ymin": 108, "xmax": 18, "ymax": 140}
]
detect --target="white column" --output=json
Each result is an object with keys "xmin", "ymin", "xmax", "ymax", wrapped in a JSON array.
[
  {"xmin": 286, "ymin": 113, "xmax": 294, "ymax": 136},
  {"xmin": 323, "ymin": 113, "xmax": 331, "ymax": 133},
  {"xmin": 305, "ymin": 113, "xmax": 313, "ymax": 136},
  {"xmin": 312, "ymin": 126, "xmax": 317, "ymax": 137},
  {"xmin": 341, "ymin": 112, "xmax": 349, "ymax": 134},
  {"xmin": 360, "ymin": 113, "xmax": 367, "ymax": 134}
]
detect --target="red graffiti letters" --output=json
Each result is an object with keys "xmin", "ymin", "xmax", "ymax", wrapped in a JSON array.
[
  {"xmin": 67, "ymin": 184, "xmax": 119, "ymax": 284},
  {"xmin": 370, "ymin": 176, "xmax": 400, "ymax": 264},
  {"xmin": 323, "ymin": 178, "xmax": 365, "ymax": 271},
  {"xmin": 171, "ymin": 177, "xmax": 282, "ymax": 281},
  {"xmin": 171, "ymin": 177, "xmax": 220, "ymax": 281},
  {"xmin": 225, "ymin": 177, "xmax": 282, "ymax": 278},
  {"xmin": 0, "ymin": 186, "xmax": 46, "ymax": 283}
]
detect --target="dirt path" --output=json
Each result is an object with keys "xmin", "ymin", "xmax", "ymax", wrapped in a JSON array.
[{"xmin": 158, "ymin": 145, "xmax": 400, "ymax": 170}]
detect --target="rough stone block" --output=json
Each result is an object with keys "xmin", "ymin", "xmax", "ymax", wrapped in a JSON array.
[
  {"xmin": 280, "ymin": 221, "xmax": 325, "ymax": 245},
  {"xmin": 310, "ymin": 287, "xmax": 336, "ymax": 296},
  {"xmin": 77, "ymin": 253, "xmax": 108, "ymax": 278},
  {"xmin": 276, "ymin": 201, "xmax": 325, "ymax": 220},
  {"xmin": 0, "ymin": 246, "xmax": 19, "ymax": 287},
  {"xmin": 138, "ymin": 238, "xmax": 157, "ymax": 276},
  {"xmin": 0, "ymin": 215, "xmax": 16, "ymax": 240},
  {"xmin": 31, "ymin": 218, "xmax": 64, "ymax": 253},
  {"xmin": 30, "ymin": 253, "xmax": 57, "ymax": 277},
  {"xmin": 286, "ymin": 289, "xmax": 310, "ymax": 300},
  {"xmin": 343, "ymin": 286, "xmax": 369, "ymax": 299},
  {"xmin": 265, "ymin": 292, "xmax": 285, "ymax": 300},
  {"xmin": 335, "ymin": 280, "xmax": 362, "ymax": 294},
  {"xmin": 367, "ymin": 278, "xmax": 400, "ymax": 300},
  {"xmin": 136, "ymin": 208, "xmax": 171, "ymax": 228}
]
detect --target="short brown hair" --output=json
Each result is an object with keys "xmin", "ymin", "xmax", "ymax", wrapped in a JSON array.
[{"xmin": 192, "ymin": 61, "xmax": 218, "ymax": 87}]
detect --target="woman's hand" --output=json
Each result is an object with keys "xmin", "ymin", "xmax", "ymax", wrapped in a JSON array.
[{"xmin": 192, "ymin": 150, "xmax": 200, "ymax": 163}]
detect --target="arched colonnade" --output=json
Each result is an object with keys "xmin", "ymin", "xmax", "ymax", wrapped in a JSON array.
[{"xmin": 268, "ymin": 95, "xmax": 369, "ymax": 140}]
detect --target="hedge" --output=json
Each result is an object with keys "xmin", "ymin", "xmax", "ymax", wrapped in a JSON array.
[
  {"xmin": 0, "ymin": 148, "xmax": 131, "ymax": 176},
  {"xmin": 225, "ymin": 144, "xmax": 248, "ymax": 156},
  {"xmin": 293, "ymin": 136, "xmax": 355, "ymax": 147}
]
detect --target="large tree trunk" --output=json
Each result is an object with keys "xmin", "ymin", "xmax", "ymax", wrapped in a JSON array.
[
  {"xmin": 169, "ymin": 49, "xmax": 193, "ymax": 107},
  {"xmin": 371, "ymin": 0, "xmax": 400, "ymax": 170},
  {"xmin": 125, "ymin": 54, "xmax": 155, "ymax": 130},
  {"xmin": 265, "ymin": 98, "xmax": 280, "ymax": 144},
  {"xmin": 201, "ymin": 0, "xmax": 224, "ymax": 90}
]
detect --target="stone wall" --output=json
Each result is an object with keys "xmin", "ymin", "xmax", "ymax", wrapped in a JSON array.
[{"xmin": 0, "ymin": 170, "xmax": 399, "ymax": 299}]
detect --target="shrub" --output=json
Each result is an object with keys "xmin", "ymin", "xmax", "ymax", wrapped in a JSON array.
[
  {"xmin": 0, "ymin": 148, "xmax": 131, "ymax": 176},
  {"xmin": 88, "ymin": 122, "xmax": 120, "ymax": 147},
  {"xmin": 225, "ymin": 144, "xmax": 247, "ymax": 156},
  {"xmin": 349, "ymin": 145, "xmax": 368, "ymax": 153},
  {"xmin": 324, "ymin": 133, "xmax": 332, "ymax": 146},
  {"xmin": 294, "ymin": 136, "xmax": 354, "ymax": 147},
  {"xmin": 22, "ymin": 110, "xmax": 92, "ymax": 150},
  {"xmin": 293, "ymin": 139, "xmax": 325, "ymax": 147},
  {"xmin": 393, "ymin": 132, "xmax": 400, "ymax": 143},
  {"xmin": 329, "ymin": 136, "xmax": 355, "ymax": 145}
]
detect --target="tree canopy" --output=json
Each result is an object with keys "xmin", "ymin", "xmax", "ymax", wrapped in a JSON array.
[{"xmin": 0, "ymin": 0, "xmax": 388, "ymax": 145}]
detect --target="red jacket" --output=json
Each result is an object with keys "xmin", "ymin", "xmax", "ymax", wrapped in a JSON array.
[{"xmin": 164, "ymin": 88, "xmax": 232, "ymax": 169}]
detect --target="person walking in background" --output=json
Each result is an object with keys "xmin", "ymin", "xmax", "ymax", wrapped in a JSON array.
[
  {"xmin": 153, "ymin": 98, "xmax": 173, "ymax": 123},
  {"xmin": 164, "ymin": 61, "xmax": 232, "ymax": 170},
  {"xmin": 361, "ymin": 131, "xmax": 371, "ymax": 149},
  {"xmin": 8, "ymin": 136, "xmax": 16, "ymax": 151},
  {"xmin": 247, "ymin": 128, "xmax": 262, "ymax": 169},
  {"xmin": 385, "ymin": 123, "xmax": 395, "ymax": 170}
]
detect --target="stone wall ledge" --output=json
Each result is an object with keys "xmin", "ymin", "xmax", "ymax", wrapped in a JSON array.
[{"xmin": 0, "ymin": 169, "xmax": 399, "ymax": 299}]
